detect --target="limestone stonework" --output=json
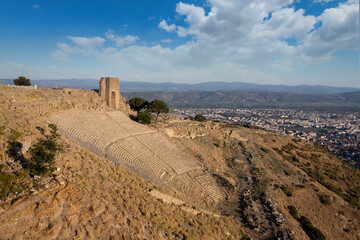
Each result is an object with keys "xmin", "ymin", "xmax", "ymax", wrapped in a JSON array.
[{"xmin": 99, "ymin": 77, "xmax": 121, "ymax": 109}]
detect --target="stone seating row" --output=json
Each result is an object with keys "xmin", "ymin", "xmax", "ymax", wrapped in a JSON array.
[
  {"xmin": 107, "ymin": 137, "xmax": 173, "ymax": 178},
  {"xmin": 52, "ymin": 114, "xmax": 174, "ymax": 179},
  {"xmin": 193, "ymin": 174, "xmax": 223, "ymax": 201},
  {"xmin": 136, "ymin": 133, "xmax": 201, "ymax": 175},
  {"xmin": 51, "ymin": 116, "xmax": 113, "ymax": 154},
  {"xmin": 55, "ymin": 111, "xmax": 140, "ymax": 141},
  {"xmin": 105, "ymin": 112, "xmax": 155, "ymax": 135},
  {"xmin": 107, "ymin": 145, "xmax": 171, "ymax": 179}
]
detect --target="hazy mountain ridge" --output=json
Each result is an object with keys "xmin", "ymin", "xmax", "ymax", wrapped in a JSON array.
[
  {"xmin": 121, "ymin": 90, "xmax": 360, "ymax": 110},
  {"xmin": 1, "ymin": 79, "xmax": 359, "ymax": 95}
]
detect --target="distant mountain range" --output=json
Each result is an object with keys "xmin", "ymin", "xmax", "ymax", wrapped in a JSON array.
[
  {"xmin": 121, "ymin": 90, "xmax": 360, "ymax": 111},
  {"xmin": 1, "ymin": 78, "xmax": 359, "ymax": 95}
]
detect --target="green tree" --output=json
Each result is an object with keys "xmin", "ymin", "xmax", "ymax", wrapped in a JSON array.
[
  {"xmin": 148, "ymin": 99, "xmax": 169, "ymax": 116},
  {"xmin": 194, "ymin": 114, "xmax": 206, "ymax": 122},
  {"xmin": 14, "ymin": 76, "xmax": 31, "ymax": 86},
  {"xmin": 128, "ymin": 97, "xmax": 149, "ymax": 114},
  {"xmin": 137, "ymin": 110, "xmax": 152, "ymax": 125}
]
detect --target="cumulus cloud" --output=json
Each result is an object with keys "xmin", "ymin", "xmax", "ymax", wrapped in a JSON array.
[
  {"xmin": 158, "ymin": 20, "xmax": 177, "ymax": 32},
  {"xmin": 161, "ymin": 39, "xmax": 172, "ymax": 43},
  {"xmin": 300, "ymin": 0, "xmax": 359, "ymax": 60},
  {"xmin": 105, "ymin": 30, "xmax": 139, "ymax": 47},
  {"xmin": 67, "ymin": 36, "xmax": 105, "ymax": 49},
  {"xmin": 49, "ymin": 0, "xmax": 359, "ymax": 85},
  {"xmin": 51, "ymin": 36, "xmax": 105, "ymax": 61}
]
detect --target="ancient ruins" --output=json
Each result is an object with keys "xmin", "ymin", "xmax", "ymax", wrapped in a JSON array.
[
  {"xmin": 50, "ymin": 78, "xmax": 223, "ymax": 202},
  {"xmin": 99, "ymin": 77, "xmax": 121, "ymax": 110}
]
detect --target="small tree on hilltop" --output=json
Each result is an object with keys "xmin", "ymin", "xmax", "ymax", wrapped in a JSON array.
[
  {"xmin": 128, "ymin": 97, "xmax": 149, "ymax": 114},
  {"xmin": 194, "ymin": 114, "xmax": 206, "ymax": 122},
  {"xmin": 148, "ymin": 99, "xmax": 169, "ymax": 118},
  {"xmin": 14, "ymin": 76, "xmax": 31, "ymax": 86}
]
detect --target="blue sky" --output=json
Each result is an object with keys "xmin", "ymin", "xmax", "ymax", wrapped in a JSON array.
[{"xmin": 0, "ymin": 0, "xmax": 359, "ymax": 87}]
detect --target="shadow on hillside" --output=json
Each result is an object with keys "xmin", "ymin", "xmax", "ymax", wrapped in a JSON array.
[
  {"xmin": 129, "ymin": 114, "xmax": 137, "ymax": 122},
  {"xmin": 6, "ymin": 141, "xmax": 29, "ymax": 168}
]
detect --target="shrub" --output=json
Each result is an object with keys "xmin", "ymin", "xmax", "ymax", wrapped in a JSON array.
[
  {"xmin": 292, "ymin": 156, "xmax": 300, "ymax": 162},
  {"xmin": 28, "ymin": 124, "xmax": 60, "ymax": 175},
  {"xmin": 14, "ymin": 76, "xmax": 31, "ymax": 86},
  {"xmin": 287, "ymin": 205, "xmax": 299, "ymax": 219},
  {"xmin": 280, "ymin": 185, "xmax": 293, "ymax": 197},
  {"xmin": 194, "ymin": 114, "xmax": 206, "ymax": 122},
  {"xmin": 298, "ymin": 216, "xmax": 326, "ymax": 240},
  {"xmin": 0, "ymin": 172, "xmax": 14, "ymax": 200},
  {"xmin": 319, "ymin": 193, "xmax": 332, "ymax": 205},
  {"xmin": 137, "ymin": 111, "xmax": 151, "ymax": 125}
]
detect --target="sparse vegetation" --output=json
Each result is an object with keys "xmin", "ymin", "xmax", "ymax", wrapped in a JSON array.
[
  {"xmin": 318, "ymin": 193, "xmax": 332, "ymax": 205},
  {"xmin": 28, "ymin": 124, "xmax": 60, "ymax": 175},
  {"xmin": 280, "ymin": 184, "xmax": 293, "ymax": 197},
  {"xmin": 137, "ymin": 110, "xmax": 152, "ymax": 125},
  {"xmin": 287, "ymin": 206, "xmax": 299, "ymax": 219},
  {"xmin": 298, "ymin": 216, "xmax": 326, "ymax": 240},
  {"xmin": 13, "ymin": 76, "xmax": 31, "ymax": 86},
  {"xmin": 194, "ymin": 114, "xmax": 206, "ymax": 122}
]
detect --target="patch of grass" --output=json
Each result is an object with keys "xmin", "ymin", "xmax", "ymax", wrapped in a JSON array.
[
  {"xmin": 0, "ymin": 172, "xmax": 14, "ymax": 200},
  {"xmin": 0, "ymin": 125, "xmax": 5, "ymax": 135},
  {"xmin": 9, "ymin": 129, "xmax": 21, "ymax": 141}
]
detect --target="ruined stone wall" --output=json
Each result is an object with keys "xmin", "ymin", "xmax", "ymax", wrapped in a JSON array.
[{"xmin": 99, "ymin": 77, "xmax": 121, "ymax": 110}]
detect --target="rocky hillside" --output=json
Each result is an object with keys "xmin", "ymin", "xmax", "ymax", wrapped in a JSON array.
[
  {"xmin": 153, "ymin": 117, "xmax": 360, "ymax": 239},
  {"xmin": 0, "ymin": 85, "xmax": 359, "ymax": 239}
]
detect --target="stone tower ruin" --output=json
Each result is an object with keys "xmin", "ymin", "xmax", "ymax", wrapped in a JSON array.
[{"xmin": 99, "ymin": 77, "xmax": 121, "ymax": 110}]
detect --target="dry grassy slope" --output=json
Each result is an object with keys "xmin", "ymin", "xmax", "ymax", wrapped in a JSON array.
[
  {"xmin": 154, "ymin": 119, "xmax": 360, "ymax": 240},
  {"xmin": 0, "ymin": 86, "xmax": 244, "ymax": 239}
]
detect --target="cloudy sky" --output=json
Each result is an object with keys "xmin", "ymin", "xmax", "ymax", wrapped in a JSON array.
[{"xmin": 0, "ymin": 0, "xmax": 359, "ymax": 87}]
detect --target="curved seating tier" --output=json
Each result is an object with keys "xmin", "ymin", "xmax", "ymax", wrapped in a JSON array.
[
  {"xmin": 135, "ymin": 133, "xmax": 201, "ymax": 175},
  {"xmin": 51, "ymin": 110, "xmax": 224, "ymax": 202}
]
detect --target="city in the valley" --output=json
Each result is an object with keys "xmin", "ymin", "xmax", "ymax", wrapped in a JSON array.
[{"xmin": 172, "ymin": 108, "xmax": 360, "ymax": 169}]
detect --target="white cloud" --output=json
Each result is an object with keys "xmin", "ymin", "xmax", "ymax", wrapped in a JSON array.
[
  {"xmin": 300, "ymin": 0, "xmax": 359, "ymax": 60},
  {"xmin": 67, "ymin": 36, "xmax": 105, "ymax": 49},
  {"xmin": 158, "ymin": 20, "xmax": 177, "ymax": 32},
  {"xmin": 161, "ymin": 39, "xmax": 172, "ymax": 43},
  {"xmin": 33, "ymin": 4, "xmax": 40, "ymax": 9},
  {"xmin": 0, "ymin": 62, "xmax": 84, "ymax": 79},
  {"xmin": 51, "ymin": 36, "xmax": 105, "ymax": 60},
  {"xmin": 105, "ymin": 29, "xmax": 139, "ymax": 47},
  {"xmin": 313, "ymin": 0, "xmax": 334, "ymax": 3},
  {"xmin": 48, "ymin": 0, "xmax": 359, "ymax": 86}
]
